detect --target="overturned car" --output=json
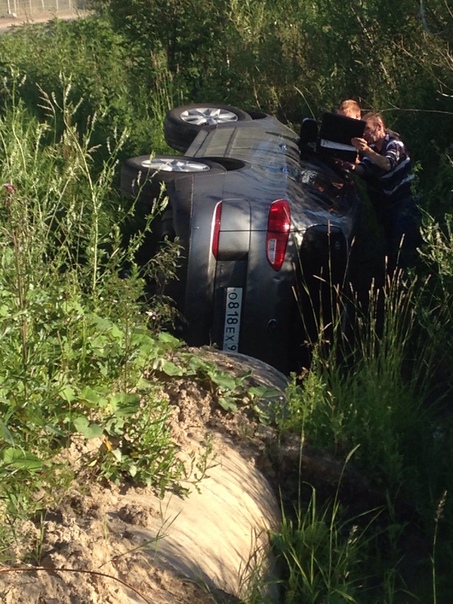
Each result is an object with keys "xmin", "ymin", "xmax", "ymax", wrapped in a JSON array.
[{"xmin": 120, "ymin": 104, "xmax": 363, "ymax": 374}]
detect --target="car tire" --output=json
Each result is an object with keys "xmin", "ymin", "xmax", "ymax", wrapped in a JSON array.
[
  {"xmin": 120, "ymin": 155, "xmax": 227, "ymax": 202},
  {"xmin": 164, "ymin": 104, "xmax": 252, "ymax": 152}
]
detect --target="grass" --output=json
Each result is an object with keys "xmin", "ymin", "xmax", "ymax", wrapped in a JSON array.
[
  {"xmin": 0, "ymin": 104, "xmax": 448, "ymax": 604},
  {"xmin": 271, "ymin": 484, "xmax": 369, "ymax": 603},
  {"xmin": 270, "ymin": 259, "xmax": 453, "ymax": 603},
  {"xmin": 0, "ymin": 91, "xmax": 190, "ymax": 558},
  {"xmin": 0, "ymin": 10, "xmax": 453, "ymax": 603}
]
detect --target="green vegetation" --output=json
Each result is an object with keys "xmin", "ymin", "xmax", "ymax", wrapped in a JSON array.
[
  {"xmin": 272, "ymin": 269, "xmax": 453, "ymax": 602},
  {"xmin": 0, "ymin": 2, "xmax": 452, "ymax": 602},
  {"xmin": 0, "ymin": 90, "xmax": 186, "ymax": 529}
]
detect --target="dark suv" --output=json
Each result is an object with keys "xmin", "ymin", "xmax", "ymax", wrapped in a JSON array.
[{"xmin": 120, "ymin": 104, "xmax": 362, "ymax": 374}]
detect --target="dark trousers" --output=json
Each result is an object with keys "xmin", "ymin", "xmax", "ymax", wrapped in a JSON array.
[{"xmin": 374, "ymin": 196, "xmax": 423, "ymax": 272}]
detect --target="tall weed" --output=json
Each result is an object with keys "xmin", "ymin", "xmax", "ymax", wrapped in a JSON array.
[
  {"xmin": 0, "ymin": 93, "xmax": 184, "ymax": 557},
  {"xmin": 286, "ymin": 272, "xmax": 443, "ymax": 492},
  {"xmin": 274, "ymin": 264, "xmax": 453, "ymax": 601}
]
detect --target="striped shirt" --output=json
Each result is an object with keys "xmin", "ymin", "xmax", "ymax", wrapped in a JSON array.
[{"xmin": 359, "ymin": 133, "xmax": 415, "ymax": 205}]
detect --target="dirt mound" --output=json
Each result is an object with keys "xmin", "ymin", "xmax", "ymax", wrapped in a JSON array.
[{"xmin": 0, "ymin": 351, "xmax": 287, "ymax": 603}]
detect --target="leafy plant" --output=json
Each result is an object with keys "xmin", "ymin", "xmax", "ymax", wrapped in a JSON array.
[{"xmin": 0, "ymin": 89, "xmax": 188, "ymax": 557}]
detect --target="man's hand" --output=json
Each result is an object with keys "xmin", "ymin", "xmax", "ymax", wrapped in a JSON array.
[
  {"xmin": 351, "ymin": 137, "xmax": 390, "ymax": 171},
  {"xmin": 351, "ymin": 136, "xmax": 368, "ymax": 154}
]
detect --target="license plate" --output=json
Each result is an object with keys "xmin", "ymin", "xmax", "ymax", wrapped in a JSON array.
[{"xmin": 222, "ymin": 287, "xmax": 242, "ymax": 352}]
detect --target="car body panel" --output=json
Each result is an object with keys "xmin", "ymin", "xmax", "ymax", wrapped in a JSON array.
[
  {"xmin": 188, "ymin": 121, "xmax": 358, "ymax": 237},
  {"xmin": 123, "ymin": 108, "xmax": 362, "ymax": 373}
]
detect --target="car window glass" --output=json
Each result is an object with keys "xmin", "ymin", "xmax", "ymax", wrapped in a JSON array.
[
  {"xmin": 300, "ymin": 168, "xmax": 344, "ymax": 191},
  {"xmin": 299, "ymin": 167, "xmax": 349, "ymax": 213}
]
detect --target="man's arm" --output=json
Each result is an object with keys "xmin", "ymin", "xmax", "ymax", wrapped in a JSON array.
[{"xmin": 351, "ymin": 137, "xmax": 391, "ymax": 171}]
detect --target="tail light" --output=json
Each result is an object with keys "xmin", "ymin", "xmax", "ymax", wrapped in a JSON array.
[
  {"xmin": 266, "ymin": 199, "xmax": 291, "ymax": 270},
  {"xmin": 212, "ymin": 201, "xmax": 223, "ymax": 258}
]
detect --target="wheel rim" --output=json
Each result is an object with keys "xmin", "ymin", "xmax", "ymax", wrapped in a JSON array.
[
  {"xmin": 180, "ymin": 107, "xmax": 239, "ymax": 126},
  {"xmin": 141, "ymin": 158, "xmax": 211, "ymax": 173}
]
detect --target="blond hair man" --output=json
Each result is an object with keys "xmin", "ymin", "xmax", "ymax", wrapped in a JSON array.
[{"xmin": 337, "ymin": 99, "xmax": 362, "ymax": 120}]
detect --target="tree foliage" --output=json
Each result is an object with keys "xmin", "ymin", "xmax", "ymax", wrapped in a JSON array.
[
  {"xmin": 85, "ymin": 0, "xmax": 453, "ymax": 215},
  {"xmin": 1, "ymin": 0, "xmax": 452, "ymax": 211}
]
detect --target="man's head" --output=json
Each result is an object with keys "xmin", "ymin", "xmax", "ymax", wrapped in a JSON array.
[
  {"xmin": 363, "ymin": 112, "xmax": 386, "ymax": 147},
  {"xmin": 337, "ymin": 99, "xmax": 361, "ymax": 120}
]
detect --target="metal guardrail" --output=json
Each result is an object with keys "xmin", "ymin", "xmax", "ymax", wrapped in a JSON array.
[{"xmin": 0, "ymin": 1, "xmax": 83, "ymax": 16}]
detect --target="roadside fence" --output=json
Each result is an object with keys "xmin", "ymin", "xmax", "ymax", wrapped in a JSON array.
[{"xmin": 0, "ymin": 1, "xmax": 87, "ymax": 17}]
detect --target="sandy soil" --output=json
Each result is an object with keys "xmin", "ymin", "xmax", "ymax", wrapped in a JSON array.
[
  {"xmin": 0, "ymin": 350, "xmax": 289, "ymax": 604},
  {"xmin": 0, "ymin": 347, "xmax": 378, "ymax": 603}
]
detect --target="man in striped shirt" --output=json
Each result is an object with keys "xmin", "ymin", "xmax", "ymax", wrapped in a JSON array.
[{"xmin": 351, "ymin": 112, "xmax": 422, "ymax": 271}]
